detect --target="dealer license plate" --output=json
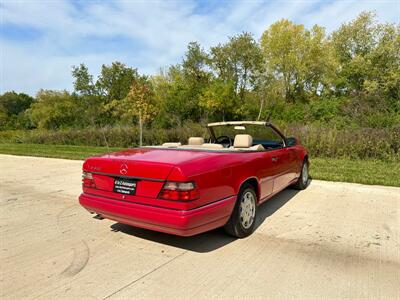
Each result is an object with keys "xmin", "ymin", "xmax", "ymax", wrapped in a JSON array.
[{"xmin": 113, "ymin": 177, "xmax": 137, "ymax": 195}]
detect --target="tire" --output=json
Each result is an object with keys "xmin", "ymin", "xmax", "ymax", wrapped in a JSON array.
[
  {"xmin": 224, "ymin": 184, "xmax": 257, "ymax": 238},
  {"xmin": 293, "ymin": 159, "xmax": 310, "ymax": 190}
]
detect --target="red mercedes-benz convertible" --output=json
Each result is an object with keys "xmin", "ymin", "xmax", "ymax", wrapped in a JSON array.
[{"xmin": 79, "ymin": 121, "xmax": 309, "ymax": 237}]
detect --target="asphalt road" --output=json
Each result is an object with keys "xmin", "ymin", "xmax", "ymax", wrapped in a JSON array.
[{"xmin": 1, "ymin": 154, "xmax": 399, "ymax": 300}]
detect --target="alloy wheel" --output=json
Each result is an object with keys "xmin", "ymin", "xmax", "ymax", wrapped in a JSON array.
[{"xmin": 239, "ymin": 191, "xmax": 256, "ymax": 229}]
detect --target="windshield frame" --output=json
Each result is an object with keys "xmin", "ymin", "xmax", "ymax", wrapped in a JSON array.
[{"xmin": 207, "ymin": 122, "xmax": 287, "ymax": 148}]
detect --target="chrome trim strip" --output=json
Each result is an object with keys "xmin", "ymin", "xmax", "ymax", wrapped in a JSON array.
[{"xmin": 90, "ymin": 171, "xmax": 165, "ymax": 182}]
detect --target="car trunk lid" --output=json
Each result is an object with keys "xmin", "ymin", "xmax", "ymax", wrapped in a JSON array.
[
  {"xmin": 82, "ymin": 148, "xmax": 222, "ymax": 208},
  {"xmin": 83, "ymin": 155, "xmax": 173, "ymax": 198}
]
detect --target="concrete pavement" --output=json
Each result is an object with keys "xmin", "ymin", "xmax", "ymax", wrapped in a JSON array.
[{"xmin": 0, "ymin": 154, "xmax": 399, "ymax": 299}]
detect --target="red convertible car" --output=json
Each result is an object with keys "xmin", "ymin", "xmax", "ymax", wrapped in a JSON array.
[{"xmin": 79, "ymin": 121, "xmax": 309, "ymax": 238}]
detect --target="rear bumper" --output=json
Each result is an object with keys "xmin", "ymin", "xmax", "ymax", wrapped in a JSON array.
[{"xmin": 79, "ymin": 193, "xmax": 236, "ymax": 236}]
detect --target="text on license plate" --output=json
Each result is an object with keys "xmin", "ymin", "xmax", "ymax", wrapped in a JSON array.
[{"xmin": 113, "ymin": 178, "xmax": 137, "ymax": 195}]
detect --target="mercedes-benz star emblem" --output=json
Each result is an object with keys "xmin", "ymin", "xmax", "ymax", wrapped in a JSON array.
[{"xmin": 120, "ymin": 163, "xmax": 128, "ymax": 175}]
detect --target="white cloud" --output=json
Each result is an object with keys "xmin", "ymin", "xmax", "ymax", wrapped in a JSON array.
[
  {"xmin": 0, "ymin": 0, "xmax": 398, "ymax": 95},
  {"xmin": 298, "ymin": 0, "xmax": 400, "ymax": 31}
]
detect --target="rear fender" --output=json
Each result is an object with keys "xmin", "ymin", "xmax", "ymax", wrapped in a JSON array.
[{"xmin": 232, "ymin": 172, "xmax": 261, "ymax": 202}]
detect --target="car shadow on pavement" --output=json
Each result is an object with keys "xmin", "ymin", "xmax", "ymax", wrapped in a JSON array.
[
  {"xmin": 110, "ymin": 187, "xmax": 301, "ymax": 253},
  {"xmin": 254, "ymin": 188, "xmax": 300, "ymax": 230}
]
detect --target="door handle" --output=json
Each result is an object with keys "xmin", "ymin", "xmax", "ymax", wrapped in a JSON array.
[{"xmin": 271, "ymin": 157, "xmax": 278, "ymax": 162}]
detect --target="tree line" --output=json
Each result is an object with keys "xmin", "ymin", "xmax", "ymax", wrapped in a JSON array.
[{"xmin": 1, "ymin": 12, "xmax": 399, "ymax": 131}]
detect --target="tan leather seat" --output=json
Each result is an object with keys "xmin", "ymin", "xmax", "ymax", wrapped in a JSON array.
[
  {"xmin": 233, "ymin": 134, "xmax": 253, "ymax": 148},
  {"xmin": 202, "ymin": 143, "xmax": 224, "ymax": 149},
  {"xmin": 248, "ymin": 144, "xmax": 265, "ymax": 151},
  {"xmin": 188, "ymin": 137, "xmax": 204, "ymax": 146},
  {"xmin": 161, "ymin": 142, "xmax": 182, "ymax": 148}
]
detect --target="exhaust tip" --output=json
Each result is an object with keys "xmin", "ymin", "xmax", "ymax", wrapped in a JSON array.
[{"xmin": 93, "ymin": 214, "xmax": 104, "ymax": 220}]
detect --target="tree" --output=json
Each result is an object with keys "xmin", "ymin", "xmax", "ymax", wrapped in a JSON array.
[
  {"xmin": 72, "ymin": 62, "xmax": 141, "ymax": 126},
  {"xmin": 97, "ymin": 62, "xmax": 139, "ymax": 102},
  {"xmin": 106, "ymin": 79, "xmax": 156, "ymax": 146},
  {"xmin": 331, "ymin": 12, "xmax": 400, "ymax": 107},
  {"xmin": 129, "ymin": 81, "xmax": 156, "ymax": 146},
  {"xmin": 304, "ymin": 25, "xmax": 337, "ymax": 97},
  {"xmin": 0, "ymin": 91, "xmax": 34, "ymax": 116},
  {"xmin": 0, "ymin": 109, "xmax": 7, "ymax": 129},
  {"xmin": 182, "ymin": 42, "xmax": 211, "ymax": 83},
  {"xmin": 29, "ymin": 90, "xmax": 80, "ymax": 129},
  {"xmin": 0, "ymin": 92, "xmax": 34, "ymax": 129},
  {"xmin": 152, "ymin": 66, "xmax": 191, "ymax": 127},
  {"xmin": 72, "ymin": 64, "xmax": 96, "ymax": 96},
  {"xmin": 252, "ymin": 72, "xmax": 281, "ymax": 120},
  {"xmin": 151, "ymin": 69, "xmax": 186, "ymax": 127},
  {"xmin": 331, "ymin": 12, "xmax": 379, "ymax": 93},
  {"xmin": 180, "ymin": 42, "xmax": 211, "ymax": 121},
  {"xmin": 261, "ymin": 20, "xmax": 335, "ymax": 102},
  {"xmin": 199, "ymin": 80, "xmax": 236, "ymax": 121},
  {"xmin": 367, "ymin": 22, "xmax": 400, "ymax": 110},
  {"xmin": 1, "ymin": 10, "xmax": 398, "ymax": 132},
  {"xmin": 261, "ymin": 20, "xmax": 306, "ymax": 102},
  {"xmin": 210, "ymin": 32, "xmax": 263, "ymax": 104},
  {"xmin": 152, "ymin": 43, "xmax": 212, "ymax": 126}
]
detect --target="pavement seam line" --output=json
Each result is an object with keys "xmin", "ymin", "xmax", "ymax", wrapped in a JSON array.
[{"xmin": 102, "ymin": 250, "xmax": 188, "ymax": 300}]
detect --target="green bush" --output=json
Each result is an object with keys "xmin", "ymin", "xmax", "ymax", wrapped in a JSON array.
[
  {"xmin": 0, "ymin": 125, "xmax": 206, "ymax": 148},
  {"xmin": 283, "ymin": 124, "xmax": 399, "ymax": 160},
  {"xmin": 1, "ymin": 124, "xmax": 398, "ymax": 160}
]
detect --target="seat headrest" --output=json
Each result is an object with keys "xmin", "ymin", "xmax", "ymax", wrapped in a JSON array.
[
  {"xmin": 188, "ymin": 137, "xmax": 204, "ymax": 145},
  {"xmin": 234, "ymin": 134, "xmax": 253, "ymax": 148}
]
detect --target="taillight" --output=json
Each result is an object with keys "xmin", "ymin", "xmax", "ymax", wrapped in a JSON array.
[
  {"xmin": 82, "ymin": 171, "xmax": 96, "ymax": 188},
  {"xmin": 158, "ymin": 181, "xmax": 199, "ymax": 201}
]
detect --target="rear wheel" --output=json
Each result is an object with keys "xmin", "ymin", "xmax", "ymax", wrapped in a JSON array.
[
  {"xmin": 224, "ymin": 184, "xmax": 257, "ymax": 238},
  {"xmin": 293, "ymin": 159, "xmax": 310, "ymax": 190}
]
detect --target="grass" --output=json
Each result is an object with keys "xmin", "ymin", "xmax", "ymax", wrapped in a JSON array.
[
  {"xmin": 0, "ymin": 143, "xmax": 123, "ymax": 160},
  {"xmin": 0, "ymin": 143, "xmax": 399, "ymax": 187},
  {"xmin": 311, "ymin": 157, "xmax": 400, "ymax": 187}
]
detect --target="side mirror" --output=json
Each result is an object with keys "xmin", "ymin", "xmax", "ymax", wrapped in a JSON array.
[{"xmin": 286, "ymin": 137, "xmax": 298, "ymax": 147}]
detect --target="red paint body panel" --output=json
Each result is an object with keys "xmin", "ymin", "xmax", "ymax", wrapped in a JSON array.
[
  {"xmin": 79, "ymin": 193, "xmax": 236, "ymax": 236},
  {"xmin": 79, "ymin": 144, "xmax": 308, "ymax": 236}
]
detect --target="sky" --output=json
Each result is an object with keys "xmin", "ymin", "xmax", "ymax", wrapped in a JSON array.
[{"xmin": 1, "ymin": 0, "xmax": 399, "ymax": 95}]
